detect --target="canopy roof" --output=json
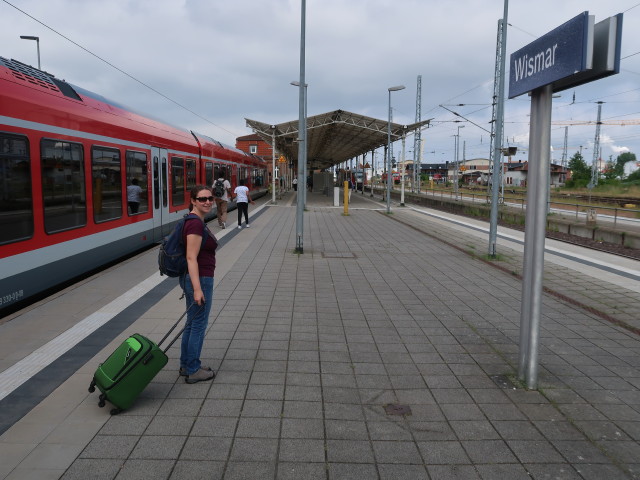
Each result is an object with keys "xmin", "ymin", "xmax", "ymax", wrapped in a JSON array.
[{"xmin": 245, "ymin": 110, "xmax": 431, "ymax": 170}]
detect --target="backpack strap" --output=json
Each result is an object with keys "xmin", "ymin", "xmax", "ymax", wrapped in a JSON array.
[{"xmin": 183, "ymin": 213, "xmax": 208, "ymax": 253}]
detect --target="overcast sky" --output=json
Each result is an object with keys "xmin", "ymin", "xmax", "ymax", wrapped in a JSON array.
[{"xmin": 2, "ymin": 0, "xmax": 639, "ymax": 168}]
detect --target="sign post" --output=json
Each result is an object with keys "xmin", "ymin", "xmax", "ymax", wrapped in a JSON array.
[{"xmin": 509, "ymin": 11, "xmax": 623, "ymax": 389}]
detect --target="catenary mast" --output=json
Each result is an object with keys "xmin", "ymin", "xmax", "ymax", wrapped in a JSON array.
[{"xmin": 413, "ymin": 75, "xmax": 422, "ymax": 193}]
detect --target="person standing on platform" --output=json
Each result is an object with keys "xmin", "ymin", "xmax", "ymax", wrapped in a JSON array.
[
  {"xmin": 213, "ymin": 174, "xmax": 232, "ymax": 229},
  {"xmin": 292, "ymin": 176, "xmax": 298, "ymax": 191},
  {"xmin": 127, "ymin": 178, "xmax": 143, "ymax": 214},
  {"xmin": 180, "ymin": 185, "xmax": 217, "ymax": 384},
  {"xmin": 234, "ymin": 178, "xmax": 255, "ymax": 229}
]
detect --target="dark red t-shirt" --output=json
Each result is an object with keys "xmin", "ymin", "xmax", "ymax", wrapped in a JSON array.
[{"xmin": 182, "ymin": 216, "xmax": 217, "ymax": 277}]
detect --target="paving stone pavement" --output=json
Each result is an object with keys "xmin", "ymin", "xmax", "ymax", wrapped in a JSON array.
[{"xmin": 61, "ymin": 190, "xmax": 640, "ymax": 480}]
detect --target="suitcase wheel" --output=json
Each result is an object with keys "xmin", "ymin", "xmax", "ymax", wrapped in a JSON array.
[
  {"xmin": 110, "ymin": 408, "xmax": 122, "ymax": 415},
  {"xmin": 88, "ymin": 380, "xmax": 96, "ymax": 393},
  {"xmin": 98, "ymin": 394, "xmax": 106, "ymax": 408}
]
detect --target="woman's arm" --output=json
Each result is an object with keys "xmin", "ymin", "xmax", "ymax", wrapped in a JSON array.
[{"xmin": 185, "ymin": 233, "xmax": 205, "ymax": 305}]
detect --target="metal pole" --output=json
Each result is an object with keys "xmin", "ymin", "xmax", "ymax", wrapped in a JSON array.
[
  {"xmin": 387, "ymin": 90, "xmax": 392, "ymax": 214},
  {"xmin": 271, "ymin": 127, "xmax": 276, "ymax": 204},
  {"xmin": 453, "ymin": 134, "xmax": 458, "ymax": 199},
  {"xmin": 517, "ymin": 93, "xmax": 539, "ymax": 382},
  {"xmin": 519, "ymin": 84, "xmax": 552, "ymax": 389},
  {"xmin": 400, "ymin": 133, "xmax": 406, "ymax": 206},
  {"xmin": 303, "ymin": 84, "xmax": 307, "ymax": 208},
  {"xmin": 386, "ymin": 85, "xmax": 405, "ymax": 214},
  {"xmin": 489, "ymin": 0, "xmax": 509, "ymax": 258},
  {"xmin": 295, "ymin": 0, "xmax": 306, "ymax": 253}
]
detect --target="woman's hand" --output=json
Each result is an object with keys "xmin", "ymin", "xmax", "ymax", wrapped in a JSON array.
[{"xmin": 193, "ymin": 288, "xmax": 205, "ymax": 306}]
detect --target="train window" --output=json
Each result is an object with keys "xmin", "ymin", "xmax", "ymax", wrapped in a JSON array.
[
  {"xmin": 212, "ymin": 163, "xmax": 232, "ymax": 186},
  {"xmin": 161, "ymin": 155, "xmax": 168, "ymax": 207},
  {"xmin": 0, "ymin": 133, "xmax": 33, "ymax": 244},
  {"xmin": 239, "ymin": 166, "xmax": 248, "ymax": 185},
  {"xmin": 153, "ymin": 155, "xmax": 160, "ymax": 209},
  {"xmin": 171, "ymin": 156, "xmax": 185, "ymax": 206},
  {"xmin": 41, "ymin": 139, "xmax": 86, "ymax": 233},
  {"xmin": 186, "ymin": 158, "xmax": 196, "ymax": 192},
  {"xmin": 205, "ymin": 162, "xmax": 213, "ymax": 187},
  {"xmin": 92, "ymin": 146, "xmax": 122, "ymax": 223},
  {"xmin": 125, "ymin": 150, "xmax": 148, "ymax": 215}
]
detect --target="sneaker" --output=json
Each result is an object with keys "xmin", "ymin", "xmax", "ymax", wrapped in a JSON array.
[
  {"xmin": 237, "ymin": 225, "xmax": 242, "ymax": 229},
  {"xmin": 180, "ymin": 366, "xmax": 212, "ymax": 377},
  {"xmin": 246, "ymin": 224, "xmax": 251, "ymax": 228},
  {"xmin": 185, "ymin": 368, "xmax": 216, "ymax": 384},
  {"xmin": 222, "ymin": 222, "xmax": 226, "ymax": 229}
]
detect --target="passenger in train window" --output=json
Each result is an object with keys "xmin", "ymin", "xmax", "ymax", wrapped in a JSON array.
[
  {"xmin": 180, "ymin": 185, "xmax": 218, "ymax": 384},
  {"xmin": 233, "ymin": 178, "xmax": 255, "ymax": 229},
  {"xmin": 127, "ymin": 178, "xmax": 143, "ymax": 214},
  {"xmin": 213, "ymin": 174, "xmax": 232, "ymax": 229}
]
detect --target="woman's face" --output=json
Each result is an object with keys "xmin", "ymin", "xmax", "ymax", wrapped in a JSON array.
[{"xmin": 192, "ymin": 189, "xmax": 214, "ymax": 214}]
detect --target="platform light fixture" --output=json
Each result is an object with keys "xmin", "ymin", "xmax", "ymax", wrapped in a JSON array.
[
  {"xmin": 20, "ymin": 35, "xmax": 40, "ymax": 70},
  {"xmin": 387, "ymin": 85, "xmax": 405, "ymax": 213}
]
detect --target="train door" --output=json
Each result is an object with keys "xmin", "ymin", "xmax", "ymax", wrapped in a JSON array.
[{"xmin": 151, "ymin": 146, "xmax": 170, "ymax": 241}]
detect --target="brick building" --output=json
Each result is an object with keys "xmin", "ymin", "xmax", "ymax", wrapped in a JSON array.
[{"xmin": 236, "ymin": 134, "xmax": 273, "ymax": 160}]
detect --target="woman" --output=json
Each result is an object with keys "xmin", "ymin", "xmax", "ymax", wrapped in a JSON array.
[
  {"xmin": 180, "ymin": 185, "xmax": 218, "ymax": 384},
  {"xmin": 233, "ymin": 178, "xmax": 255, "ymax": 229}
]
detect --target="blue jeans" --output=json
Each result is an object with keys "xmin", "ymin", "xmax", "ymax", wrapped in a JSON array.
[{"xmin": 179, "ymin": 275, "xmax": 214, "ymax": 375}]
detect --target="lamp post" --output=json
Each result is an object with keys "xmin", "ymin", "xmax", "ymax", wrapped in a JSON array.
[
  {"xmin": 271, "ymin": 125, "xmax": 277, "ymax": 204},
  {"xmin": 20, "ymin": 35, "xmax": 40, "ymax": 70},
  {"xmin": 291, "ymin": 80, "xmax": 308, "ymax": 209},
  {"xmin": 387, "ymin": 85, "xmax": 405, "ymax": 213},
  {"xmin": 294, "ymin": 0, "xmax": 306, "ymax": 254},
  {"xmin": 400, "ymin": 131, "xmax": 407, "ymax": 206}
]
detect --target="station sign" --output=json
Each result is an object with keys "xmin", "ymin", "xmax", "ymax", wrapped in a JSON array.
[
  {"xmin": 508, "ymin": 12, "xmax": 623, "ymax": 99},
  {"xmin": 509, "ymin": 12, "xmax": 591, "ymax": 99}
]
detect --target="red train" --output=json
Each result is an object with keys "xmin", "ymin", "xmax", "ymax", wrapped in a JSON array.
[{"xmin": 0, "ymin": 56, "xmax": 267, "ymax": 315}]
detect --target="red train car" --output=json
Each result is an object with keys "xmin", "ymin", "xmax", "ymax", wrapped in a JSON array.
[{"xmin": 0, "ymin": 56, "xmax": 266, "ymax": 314}]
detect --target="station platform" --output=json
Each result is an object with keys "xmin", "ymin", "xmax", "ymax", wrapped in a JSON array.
[{"xmin": 1, "ymin": 188, "xmax": 639, "ymax": 479}]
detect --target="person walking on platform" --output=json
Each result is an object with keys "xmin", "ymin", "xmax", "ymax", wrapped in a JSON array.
[
  {"xmin": 292, "ymin": 176, "xmax": 298, "ymax": 191},
  {"xmin": 212, "ymin": 174, "xmax": 232, "ymax": 228},
  {"xmin": 234, "ymin": 178, "xmax": 254, "ymax": 229},
  {"xmin": 180, "ymin": 185, "xmax": 217, "ymax": 384}
]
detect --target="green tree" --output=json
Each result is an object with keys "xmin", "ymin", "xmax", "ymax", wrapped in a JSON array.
[
  {"xmin": 566, "ymin": 152, "xmax": 591, "ymax": 187},
  {"xmin": 626, "ymin": 168, "xmax": 640, "ymax": 183},
  {"xmin": 602, "ymin": 159, "xmax": 617, "ymax": 180},
  {"xmin": 617, "ymin": 152, "xmax": 637, "ymax": 179}
]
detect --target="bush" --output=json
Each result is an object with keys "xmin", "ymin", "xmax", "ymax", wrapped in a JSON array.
[{"xmin": 565, "ymin": 178, "xmax": 589, "ymax": 188}]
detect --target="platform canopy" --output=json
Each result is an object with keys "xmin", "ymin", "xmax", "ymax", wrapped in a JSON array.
[{"xmin": 245, "ymin": 110, "xmax": 431, "ymax": 170}]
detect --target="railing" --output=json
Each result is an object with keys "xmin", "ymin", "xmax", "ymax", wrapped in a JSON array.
[{"xmin": 370, "ymin": 183, "xmax": 640, "ymax": 226}]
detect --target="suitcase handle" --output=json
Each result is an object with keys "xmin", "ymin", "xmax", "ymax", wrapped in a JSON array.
[{"xmin": 158, "ymin": 302, "xmax": 204, "ymax": 353}]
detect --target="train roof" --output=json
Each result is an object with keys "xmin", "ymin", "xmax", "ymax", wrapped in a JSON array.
[{"xmin": 1, "ymin": 56, "xmax": 251, "ymax": 162}]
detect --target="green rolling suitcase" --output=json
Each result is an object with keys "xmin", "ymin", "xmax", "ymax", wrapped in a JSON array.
[{"xmin": 89, "ymin": 310, "xmax": 187, "ymax": 414}]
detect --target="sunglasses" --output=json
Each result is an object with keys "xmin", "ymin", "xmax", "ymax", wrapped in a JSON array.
[{"xmin": 195, "ymin": 196, "xmax": 215, "ymax": 202}]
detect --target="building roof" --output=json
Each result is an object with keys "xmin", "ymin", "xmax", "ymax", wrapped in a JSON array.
[{"xmin": 245, "ymin": 110, "xmax": 431, "ymax": 170}]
